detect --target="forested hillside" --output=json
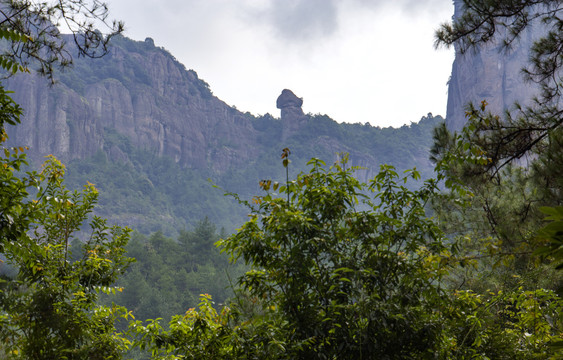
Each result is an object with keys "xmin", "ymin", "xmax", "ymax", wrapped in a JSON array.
[
  {"xmin": 0, "ymin": 0, "xmax": 561, "ymax": 359},
  {"xmin": 5, "ymin": 34, "xmax": 442, "ymax": 234}
]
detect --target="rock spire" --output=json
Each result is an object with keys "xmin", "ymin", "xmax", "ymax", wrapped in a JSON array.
[{"xmin": 277, "ymin": 89, "xmax": 307, "ymax": 140}]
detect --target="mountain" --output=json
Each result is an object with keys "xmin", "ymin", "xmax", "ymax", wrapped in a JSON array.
[
  {"xmin": 445, "ymin": 0, "xmax": 544, "ymax": 131},
  {"xmin": 6, "ymin": 36, "xmax": 258, "ymax": 172},
  {"xmin": 5, "ymin": 35, "xmax": 442, "ymax": 234}
]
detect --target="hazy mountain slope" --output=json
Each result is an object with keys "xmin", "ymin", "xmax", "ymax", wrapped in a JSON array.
[
  {"xmin": 4, "ymin": 35, "xmax": 442, "ymax": 233},
  {"xmin": 6, "ymin": 36, "xmax": 258, "ymax": 171}
]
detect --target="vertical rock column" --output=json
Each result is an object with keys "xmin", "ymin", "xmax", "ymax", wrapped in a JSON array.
[
  {"xmin": 277, "ymin": 89, "xmax": 308, "ymax": 141},
  {"xmin": 445, "ymin": 0, "xmax": 542, "ymax": 131}
]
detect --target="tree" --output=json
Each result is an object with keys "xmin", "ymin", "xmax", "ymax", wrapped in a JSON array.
[
  {"xmin": 0, "ymin": 2, "xmax": 132, "ymax": 358},
  {"xmin": 217, "ymin": 156, "xmax": 453, "ymax": 359},
  {"xmin": 0, "ymin": 0, "xmax": 123, "ymax": 79},
  {"xmin": 0, "ymin": 153, "xmax": 134, "ymax": 359},
  {"xmin": 432, "ymin": 0, "xmax": 563, "ymax": 281},
  {"xmin": 127, "ymin": 154, "xmax": 563, "ymax": 359},
  {"xmin": 433, "ymin": 3, "xmax": 563, "ymax": 354},
  {"xmin": 435, "ymin": 0, "xmax": 563, "ymax": 178},
  {"xmin": 129, "ymin": 157, "xmax": 450, "ymax": 359}
]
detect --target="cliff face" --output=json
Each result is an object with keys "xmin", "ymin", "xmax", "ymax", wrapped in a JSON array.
[
  {"xmin": 446, "ymin": 0, "xmax": 543, "ymax": 131},
  {"xmin": 1, "ymin": 34, "xmax": 442, "ymax": 233},
  {"xmin": 6, "ymin": 36, "xmax": 258, "ymax": 172},
  {"xmin": 5, "ymin": 74, "xmax": 102, "ymax": 159},
  {"xmin": 5, "ymin": 34, "xmax": 437, "ymax": 188}
]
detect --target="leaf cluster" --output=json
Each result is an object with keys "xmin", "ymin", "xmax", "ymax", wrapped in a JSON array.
[
  {"xmin": 436, "ymin": 0, "xmax": 563, "ymax": 178},
  {"xmin": 0, "ymin": 0, "xmax": 124, "ymax": 80},
  {"xmin": 0, "ymin": 144, "xmax": 134, "ymax": 358},
  {"xmin": 218, "ymin": 158, "xmax": 448, "ymax": 359}
]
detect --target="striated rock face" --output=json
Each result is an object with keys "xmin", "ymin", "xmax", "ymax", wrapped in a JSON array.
[
  {"xmin": 446, "ymin": 0, "xmax": 543, "ymax": 131},
  {"xmin": 276, "ymin": 89, "xmax": 308, "ymax": 141},
  {"xmin": 4, "ymin": 35, "xmax": 437, "ymax": 189},
  {"xmin": 1, "ymin": 35, "xmax": 441, "ymax": 233},
  {"xmin": 6, "ymin": 35, "xmax": 258, "ymax": 173},
  {"xmin": 6, "ymin": 74, "xmax": 104, "ymax": 160}
]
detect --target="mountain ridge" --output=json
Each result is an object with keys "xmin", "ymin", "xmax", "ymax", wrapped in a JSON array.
[
  {"xmin": 5, "ymin": 34, "xmax": 442, "ymax": 233},
  {"xmin": 6, "ymin": 35, "xmax": 260, "ymax": 173}
]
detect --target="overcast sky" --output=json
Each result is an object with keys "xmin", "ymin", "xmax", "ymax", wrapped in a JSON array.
[{"xmin": 107, "ymin": 0, "xmax": 454, "ymax": 128}]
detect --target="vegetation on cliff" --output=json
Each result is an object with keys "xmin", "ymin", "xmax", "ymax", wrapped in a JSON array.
[{"xmin": 0, "ymin": 0, "xmax": 562, "ymax": 358}]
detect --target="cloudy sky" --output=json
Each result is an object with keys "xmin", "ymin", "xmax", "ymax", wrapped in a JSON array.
[{"xmin": 108, "ymin": 0, "xmax": 454, "ymax": 128}]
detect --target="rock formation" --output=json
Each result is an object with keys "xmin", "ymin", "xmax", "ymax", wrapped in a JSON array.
[
  {"xmin": 276, "ymin": 89, "xmax": 308, "ymax": 141},
  {"xmin": 1, "ymin": 34, "xmax": 441, "ymax": 233},
  {"xmin": 4, "ymin": 35, "xmax": 437, "ymax": 184},
  {"xmin": 446, "ymin": 0, "xmax": 544, "ymax": 131},
  {"xmin": 5, "ymin": 35, "xmax": 259, "ymax": 173}
]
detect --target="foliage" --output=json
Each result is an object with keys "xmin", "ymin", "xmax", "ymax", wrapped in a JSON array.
[
  {"xmin": 2, "ymin": 1, "xmax": 561, "ymax": 357},
  {"xmin": 0, "ymin": 85, "xmax": 23, "ymax": 128},
  {"xmin": 217, "ymin": 156, "xmax": 450, "ymax": 359},
  {"xmin": 0, "ymin": 149, "xmax": 134, "ymax": 358},
  {"xmin": 220, "ymin": 113, "xmax": 442, "ymax": 206},
  {"xmin": 107, "ymin": 219, "xmax": 244, "ymax": 324},
  {"xmin": 64, "ymin": 146, "xmax": 246, "ymax": 236},
  {"xmin": 445, "ymin": 287, "xmax": 562, "ymax": 359},
  {"xmin": 534, "ymin": 207, "xmax": 563, "ymax": 353},
  {"xmin": 0, "ymin": 27, "xmax": 31, "ymax": 75},
  {"xmin": 57, "ymin": 106, "xmax": 442, "ymax": 238},
  {"xmin": 429, "ymin": 108, "xmax": 563, "ymax": 358},
  {"xmin": 0, "ymin": 0, "xmax": 123, "ymax": 79},
  {"xmin": 430, "ymin": 104, "xmax": 561, "ymax": 280},
  {"xmin": 57, "ymin": 34, "xmax": 212, "ymax": 98},
  {"xmin": 0, "ymin": 2, "xmax": 136, "ymax": 358},
  {"xmin": 433, "ymin": 3, "xmax": 563, "ymax": 356},
  {"xmin": 128, "ymin": 293, "xmax": 278, "ymax": 360},
  {"xmin": 127, "ymin": 153, "xmax": 563, "ymax": 359},
  {"xmin": 250, "ymin": 113, "xmax": 441, "ymax": 182},
  {"xmin": 436, "ymin": 0, "xmax": 563, "ymax": 178},
  {"xmin": 536, "ymin": 206, "xmax": 563, "ymax": 271},
  {"xmin": 429, "ymin": 0, "xmax": 563, "ymax": 291}
]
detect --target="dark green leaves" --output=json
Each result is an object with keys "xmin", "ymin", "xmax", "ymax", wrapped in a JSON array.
[
  {"xmin": 219, "ymin": 156, "xmax": 448, "ymax": 359},
  {"xmin": 535, "ymin": 206, "xmax": 563, "ymax": 269},
  {"xmin": 0, "ymin": 150, "xmax": 134, "ymax": 358}
]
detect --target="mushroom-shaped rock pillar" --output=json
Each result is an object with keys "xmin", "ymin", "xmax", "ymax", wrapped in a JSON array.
[{"xmin": 276, "ymin": 89, "xmax": 307, "ymax": 141}]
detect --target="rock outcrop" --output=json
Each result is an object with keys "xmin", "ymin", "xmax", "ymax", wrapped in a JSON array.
[
  {"xmin": 1, "ymin": 34, "xmax": 442, "ymax": 234},
  {"xmin": 276, "ymin": 89, "xmax": 308, "ymax": 141},
  {"xmin": 6, "ymin": 35, "xmax": 258, "ymax": 173},
  {"xmin": 4, "ymin": 35, "xmax": 437, "ymax": 186},
  {"xmin": 446, "ymin": 0, "xmax": 544, "ymax": 131}
]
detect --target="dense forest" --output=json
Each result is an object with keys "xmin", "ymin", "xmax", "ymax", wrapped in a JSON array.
[
  {"xmin": 0, "ymin": 0, "xmax": 562, "ymax": 359},
  {"xmin": 59, "ymin": 113, "xmax": 441, "ymax": 236}
]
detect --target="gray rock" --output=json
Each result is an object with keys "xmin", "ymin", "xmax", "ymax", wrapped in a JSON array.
[
  {"xmin": 446, "ymin": 0, "xmax": 543, "ymax": 131},
  {"xmin": 5, "ymin": 36, "xmax": 259, "ymax": 173},
  {"xmin": 276, "ymin": 89, "xmax": 307, "ymax": 141}
]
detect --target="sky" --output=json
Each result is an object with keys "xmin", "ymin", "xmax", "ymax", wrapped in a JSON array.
[{"xmin": 107, "ymin": 0, "xmax": 454, "ymax": 128}]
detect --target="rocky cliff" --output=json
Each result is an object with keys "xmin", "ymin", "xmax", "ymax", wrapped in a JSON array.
[
  {"xmin": 5, "ymin": 35, "xmax": 436, "ymax": 179},
  {"xmin": 277, "ymin": 89, "xmax": 308, "ymax": 141},
  {"xmin": 2, "ymin": 34, "xmax": 441, "ymax": 233},
  {"xmin": 446, "ymin": 0, "xmax": 544, "ymax": 131},
  {"xmin": 6, "ymin": 36, "xmax": 258, "ymax": 172}
]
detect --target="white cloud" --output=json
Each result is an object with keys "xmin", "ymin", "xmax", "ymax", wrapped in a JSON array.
[{"xmin": 106, "ymin": 0, "xmax": 454, "ymax": 127}]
